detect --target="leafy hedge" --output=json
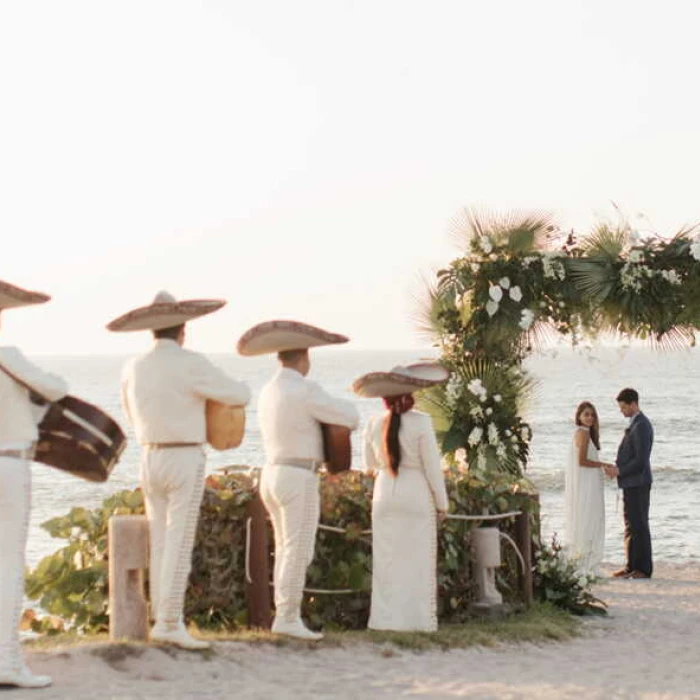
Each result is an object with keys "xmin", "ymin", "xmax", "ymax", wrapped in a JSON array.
[{"xmin": 25, "ymin": 467, "xmax": 541, "ymax": 633}]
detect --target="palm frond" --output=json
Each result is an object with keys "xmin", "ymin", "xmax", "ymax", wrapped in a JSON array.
[
  {"xmin": 450, "ymin": 207, "xmax": 557, "ymax": 255},
  {"xmin": 566, "ymin": 258, "xmax": 616, "ymax": 303},
  {"xmin": 581, "ymin": 224, "xmax": 627, "ymax": 259}
]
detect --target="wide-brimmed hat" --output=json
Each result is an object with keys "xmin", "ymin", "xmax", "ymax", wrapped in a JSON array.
[
  {"xmin": 0, "ymin": 279, "xmax": 51, "ymax": 310},
  {"xmin": 237, "ymin": 320, "xmax": 349, "ymax": 356},
  {"xmin": 352, "ymin": 362, "xmax": 449, "ymax": 398},
  {"xmin": 106, "ymin": 291, "xmax": 226, "ymax": 332}
]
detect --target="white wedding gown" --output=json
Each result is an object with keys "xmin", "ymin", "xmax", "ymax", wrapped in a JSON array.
[{"xmin": 564, "ymin": 427, "xmax": 605, "ymax": 575}]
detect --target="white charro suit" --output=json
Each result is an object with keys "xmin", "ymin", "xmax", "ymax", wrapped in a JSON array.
[
  {"xmin": 258, "ymin": 367, "xmax": 359, "ymax": 625},
  {"xmin": 121, "ymin": 339, "xmax": 250, "ymax": 628},
  {"xmin": 0, "ymin": 347, "xmax": 67, "ymax": 678}
]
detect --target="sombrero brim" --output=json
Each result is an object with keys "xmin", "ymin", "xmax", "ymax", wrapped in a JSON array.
[
  {"xmin": 106, "ymin": 299, "xmax": 226, "ymax": 332},
  {"xmin": 0, "ymin": 280, "xmax": 50, "ymax": 309},
  {"xmin": 352, "ymin": 362, "xmax": 449, "ymax": 398},
  {"xmin": 237, "ymin": 320, "xmax": 349, "ymax": 356}
]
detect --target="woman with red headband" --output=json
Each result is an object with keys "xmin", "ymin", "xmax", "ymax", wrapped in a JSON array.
[{"xmin": 353, "ymin": 363, "xmax": 449, "ymax": 632}]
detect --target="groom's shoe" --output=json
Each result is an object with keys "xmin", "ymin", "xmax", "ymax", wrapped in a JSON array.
[
  {"xmin": 612, "ymin": 568, "xmax": 631, "ymax": 578},
  {"xmin": 627, "ymin": 570, "xmax": 651, "ymax": 579}
]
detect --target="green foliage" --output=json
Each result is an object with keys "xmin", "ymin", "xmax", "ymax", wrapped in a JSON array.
[
  {"xmin": 533, "ymin": 535, "xmax": 607, "ymax": 616},
  {"xmin": 26, "ymin": 469, "xmax": 540, "ymax": 633}
]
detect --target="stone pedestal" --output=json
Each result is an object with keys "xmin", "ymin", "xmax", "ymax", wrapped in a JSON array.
[
  {"xmin": 469, "ymin": 526, "xmax": 505, "ymax": 618},
  {"xmin": 108, "ymin": 515, "xmax": 149, "ymax": 642}
]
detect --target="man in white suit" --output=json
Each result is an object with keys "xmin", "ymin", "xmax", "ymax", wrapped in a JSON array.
[
  {"xmin": 0, "ymin": 280, "xmax": 68, "ymax": 689},
  {"xmin": 109, "ymin": 291, "xmax": 250, "ymax": 650},
  {"xmin": 237, "ymin": 320, "xmax": 359, "ymax": 641}
]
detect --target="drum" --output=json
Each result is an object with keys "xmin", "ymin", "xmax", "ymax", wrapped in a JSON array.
[
  {"xmin": 34, "ymin": 395, "xmax": 127, "ymax": 482},
  {"xmin": 206, "ymin": 401, "xmax": 246, "ymax": 450},
  {"xmin": 321, "ymin": 423, "xmax": 352, "ymax": 475}
]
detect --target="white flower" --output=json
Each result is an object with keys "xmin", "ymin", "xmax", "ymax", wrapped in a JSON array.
[
  {"xmin": 488, "ymin": 285, "xmax": 503, "ymax": 302},
  {"xmin": 496, "ymin": 444, "xmax": 507, "ymax": 459},
  {"xmin": 494, "ymin": 394, "xmax": 502, "ymax": 403},
  {"xmin": 690, "ymin": 241, "xmax": 700, "ymax": 262},
  {"xmin": 479, "ymin": 236, "xmax": 493, "ymax": 254},
  {"xmin": 468, "ymin": 427, "xmax": 483, "ymax": 446},
  {"xmin": 455, "ymin": 448, "xmax": 467, "ymax": 464},
  {"xmin": 486, "ymin": 300, "xmax": 499, "ymax": 317},
  {"xmin": 577, "ymin": 576, "xmax": 588, "ymax": 588},
  {"xmin": 520, "ymin": 426, "xmax": 530, "ymax": 442},
  {"xmin": 469, "ymin": 406, "xmax": 484, "ymax": 419},
  {"xmin": 499, "ymin": 276, "xmax": 511, "ymax": 289},
  {"xmin": 470, "ymin": 263, "xmax": 480, "ymax": 273},
  {"xmin": 519, "ymin": 308, "xmax": 535, "ymax": 330},
  {"xmin": 628, "ymin": 249, "xmax": 643, "ymax": 263},
  {"xmin": 467, "ymin": 379, "xmax": 484, "ymax": 395},
  {"xmin": 485, "ymin": 407, "xmax": 493, "ymax": 415},
  {"xmin": 487, "ymin": 423, "xmax": 499, "ymax": 445},
  {"xmin": 509, "ymin": 285, "xmax": 522, "ymax": 303},
  {"xmin": 505, "ymin": 429, "xmax": 512, "ymax": 436},
  {"xmin": 455, "ymin": 291, "xmax": 463, "ymax": 309},
  {"xmin": 661, "ymin": 269, "xmax": 681, "ymax": 285},
  {"xmin": 522, "ymin": 256, "xmax": 538, "ymax": 268}
]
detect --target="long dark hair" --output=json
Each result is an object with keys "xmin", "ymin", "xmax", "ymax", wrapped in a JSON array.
[
  {"xmin": 575, "ymin": 401, "xmax": 601, "ymax": 450},
  {"xmin": 382, "ymin": 394, "xmax": 415, "ymax": 476}
]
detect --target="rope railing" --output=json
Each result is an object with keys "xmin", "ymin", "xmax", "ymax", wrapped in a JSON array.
[{"xmin": 245, "ymin": 507, "xmax": 527, "ymax": 596}]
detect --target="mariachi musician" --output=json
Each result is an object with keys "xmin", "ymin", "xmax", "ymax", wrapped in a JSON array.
[
  {"xmin": 0, "ymin": 280, "xmax": 67, "ymax": 689},
  {"xmin": 237, "ymin": 320, "xmax": 359, "ymax": 641},
  {"xmin": 107, "ymin": 291, "xmax": 250, "ymax": 650}
]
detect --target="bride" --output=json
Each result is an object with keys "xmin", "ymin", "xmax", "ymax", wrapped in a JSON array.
[{"xmin": 564, "ymin": 401, "xmax": 613, "ymax": 576}]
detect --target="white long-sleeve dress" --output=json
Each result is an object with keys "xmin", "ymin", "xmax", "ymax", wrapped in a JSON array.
[
  {"xmin": 363, "ymin": 409, "xmax": 448, "ymax": 632},
  {"xmin": 564, "ymin": 426, "xmax": 605, "ymax": 576}
]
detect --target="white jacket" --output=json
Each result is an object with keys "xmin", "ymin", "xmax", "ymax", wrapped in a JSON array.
[
  {"xmin": 121, "ymin": 339, "xmax": 251, "ymax": 445},
  {"xmin": 258, "ymin": 367, "xmax": 359, "ymax": 464},
  {"xmin": 0, "ymin": 346, "xmax": 68, "ymax": 444}
]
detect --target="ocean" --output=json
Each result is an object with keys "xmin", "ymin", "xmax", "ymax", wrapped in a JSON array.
[{"xmin": 23, "ymin": 346, "xmax": 700, "ymax": 568}]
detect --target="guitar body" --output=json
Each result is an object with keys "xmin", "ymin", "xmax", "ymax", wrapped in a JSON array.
[
  {"xmin": 34, "ymin": 395, "xmax": 127, "ymax": 483},
  {"xmin": 321, "ymin": 423, "xmax": 352, "ymax": 475},
  {"xmin": 206, "ymin": 401, "xmax": 246, "ymax": 450}
]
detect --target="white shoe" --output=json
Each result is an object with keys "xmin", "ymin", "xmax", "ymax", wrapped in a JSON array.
[
  {"xmin": 271, "ymin": 618, "xmax": 323, "ymax": 641},
  {"xmin": 150, "ymin": 622, "xmax": 210, "ymax": 650},
  {"xmin": 0, "ymin": 665, "xmax": 52, "ymax": 688}
]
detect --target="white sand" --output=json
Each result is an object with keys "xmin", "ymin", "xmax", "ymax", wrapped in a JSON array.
[{"xmin": 11, "ymin": 562, "xmax": 700, "ymax": 699}]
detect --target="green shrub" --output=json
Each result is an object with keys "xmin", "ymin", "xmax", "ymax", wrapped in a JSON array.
[{"xmin": 26, "ymin": 467, "xmax": 544, "ymax": 633}]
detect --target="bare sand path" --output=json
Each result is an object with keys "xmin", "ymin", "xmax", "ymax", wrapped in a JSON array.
[{"xmin": 9, "ymin": 563, "xmax": 700, "ymax": 699}]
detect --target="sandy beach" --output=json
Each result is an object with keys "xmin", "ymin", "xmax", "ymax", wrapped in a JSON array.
[{"xmin": 7, "ymin": 562, "xmax": 699, "ymax": 699}]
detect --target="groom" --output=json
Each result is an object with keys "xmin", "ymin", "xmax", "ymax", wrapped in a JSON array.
[{"xmin": 604, "ymin": 388, "xmax": 653, "ymax": 579}]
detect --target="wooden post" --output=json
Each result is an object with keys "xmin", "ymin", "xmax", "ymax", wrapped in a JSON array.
[
  {"xmin": 514, "ymin": 498, "xmax": 535, "ymax": 608},
  {"xmin": 108, "ymin": 515, "xmax": 149, "ymax": 641},
  {"xmin": 245, "ymin": 493, "xmax": 272, "ymax": 629}
]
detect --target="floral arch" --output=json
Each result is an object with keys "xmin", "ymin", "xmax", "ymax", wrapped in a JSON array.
[{"xmin": 421, "ymin": 209, "xmax": 700, "ymax": 477}]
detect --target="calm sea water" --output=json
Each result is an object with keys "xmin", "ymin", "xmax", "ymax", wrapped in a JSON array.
[{"xmin": 23, "ymin": 346, "xmax": 700, "ymax": 568}]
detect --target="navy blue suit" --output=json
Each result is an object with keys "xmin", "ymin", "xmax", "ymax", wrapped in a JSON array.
[{"xmin": 615, "ymin": 412, "xmax": 653, "ymax": 576}]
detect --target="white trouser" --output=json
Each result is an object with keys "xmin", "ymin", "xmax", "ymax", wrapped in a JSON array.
[
  {"xmin": 140, "ymin": 446, "xmax": 206, "ymax": 627},
  {"xmin": 0, "ymin": 457, "xmax": 31, "ymax": 675},
  {"xmin": 260, "ymin": 465, "xmax": 319, "ymax": 624}
]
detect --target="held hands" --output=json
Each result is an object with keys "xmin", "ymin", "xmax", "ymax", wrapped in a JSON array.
[
  {"xmin": 437, "ymin": 510, "xmax": 447, "ymax": 524},
  {"xmin": 602, "ymin": 463, "xmax": 619, "ymax": 479}
]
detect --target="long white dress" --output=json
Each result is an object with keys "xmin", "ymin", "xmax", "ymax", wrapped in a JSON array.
[
  {"xmin": 363, "ymin": 410, "xmax": 449, "ymax": 632},
  {"xmin": 564, "ymin": 426, "xmax": 605, "ymax": 575}
]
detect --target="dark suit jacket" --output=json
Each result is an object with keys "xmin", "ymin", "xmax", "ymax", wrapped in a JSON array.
[{"xmin": 615, "ymin": 412, "xmax": 653, "ymax": 489}]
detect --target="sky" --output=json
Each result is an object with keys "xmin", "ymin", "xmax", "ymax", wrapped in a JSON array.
[{"xmin": 2, "ymin": 0, "xmax": 700, "ymax": 354}]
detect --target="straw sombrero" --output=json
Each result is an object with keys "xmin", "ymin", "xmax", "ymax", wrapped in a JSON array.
[
  {"xmin": 0, "ymin": 279, "xmax": 51, "ymax": 309},
  {"xmin": 236, "ymin": 320, "xmax": 349, "ymax": 356},
  {"xmin": 352, "ymin": 362, "xmax": 449, "ymax": 398},
  {"xmin": 106, "ymin": 291, "xmax": 226, "ymax": 332}
]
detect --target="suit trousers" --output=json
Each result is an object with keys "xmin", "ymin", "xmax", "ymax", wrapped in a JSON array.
[
  {"xmin": 623, "ymin": 484, "xmax": 653, "ymax": 577},
  {"xmin": 141, "ymin": 446, "xmax": 206, "ymax": 627},
  {"xmin": 260, "ymin": 465, "xmax": 320, "ymax": 624},
  {"xmin": 0, "ymin": 457, "xmax": 31, "ymax": 675}
]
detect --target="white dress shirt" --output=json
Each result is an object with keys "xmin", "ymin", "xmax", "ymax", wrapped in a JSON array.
[
  {"xmin": 258, "ymin": 367, "xmax": 359, "ymax": 464},
  {"xmin": 0, "ymin": 346, "xmax": 68, "ymax": 446},
  {"xmin": 121, "ymin": 339, "xmax": 251, "ymax": 445}
]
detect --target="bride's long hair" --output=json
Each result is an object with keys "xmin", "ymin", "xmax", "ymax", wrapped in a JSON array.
[{"xmin": 575, "ymin": 401, "xmax": 601, "ymax": 450}]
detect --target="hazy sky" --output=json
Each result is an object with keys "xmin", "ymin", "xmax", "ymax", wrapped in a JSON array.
[{"xmin": 2, "ymin": 0, "xmax": 699, "ymax": 354}]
